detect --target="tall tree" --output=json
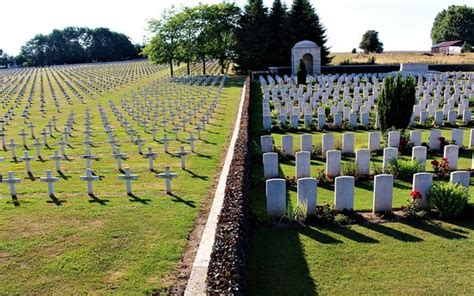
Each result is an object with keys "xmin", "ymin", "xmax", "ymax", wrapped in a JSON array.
[
  {"xmin": 204, "ymin": 3, "xmax": 240, "ymax": 74},
  {"xmin": 235, "ymin": 0, "xmax": 270, "ymax": 72},
  {"xmin": 431, "ymin": 5, "xmax": 474, "ymax": 45},
  {"xmin": 144, "ymin": 8, "xmax": 181, "ymax": 76},
  {"xmin": 359, "ymin": 30, "xmax": 384, "ymax": 53},
  {"xmin": 267, "ymin": 0, "xmax": 289, "ymax": 67},
  {"xmin": 287, "ymin": 0, "xmax": 332, "ymax": 65}
]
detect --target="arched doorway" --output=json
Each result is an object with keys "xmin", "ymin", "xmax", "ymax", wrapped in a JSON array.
[{"xmin": 302, "ymin": 53, "xmax": 313, "ymax": 74}]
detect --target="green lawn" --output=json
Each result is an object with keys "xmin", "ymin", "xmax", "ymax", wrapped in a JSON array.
[
  {"xmin": 248, "ymin": 80, "xmax": 474, "ymax": 294},
  {"xmin": 0, "ymin": 64, "xmax": 243, "ymax": 293},
  {"xmin": 249, "ymin": 219, "xmax": 474, "ymax": 295}
]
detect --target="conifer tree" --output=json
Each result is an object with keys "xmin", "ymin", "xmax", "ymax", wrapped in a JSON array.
[
  {"xmin": 235, "ymin": 0, "xmax": 269, "ymax": 72},
  {"xmin": 287, "ymin": 0, "xmax": 332, "ymax": 65},
  {"xmin": 267, "ymin": 0, "xmax": 289, "ymax": 67}
]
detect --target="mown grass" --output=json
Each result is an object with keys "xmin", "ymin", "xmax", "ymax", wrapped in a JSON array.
[
  {"xmin": 249, "ymin": 219, "xmax": 474, "ymax": 295},
  {"xmin": 248, "ymin": 80, "xmax": 474, "ymax": 295},
  {"xmin": 330, "ymin": 52, "xmax": 474, "ymax": 65},
  {"xmin": 0, "ymin": 65, "xmax": 243, "ymax": 293}
]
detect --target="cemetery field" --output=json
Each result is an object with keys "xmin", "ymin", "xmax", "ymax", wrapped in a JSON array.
[
  {"xmin": 250, "ymin": 83, "xmax": 474, "ymax": 220},
  {"xmin": 248, "ymin": 80, "xmax": 474, "ymax": 294},
  {"xmin": 331, "ymin": 52, "xmax": 474, "ymax": 65},
  {"xmin": 0, "ymin": 62, "xmax": 244, "ymax": 293}
]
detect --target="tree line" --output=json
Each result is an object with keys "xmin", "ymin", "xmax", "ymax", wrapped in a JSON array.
[
  {"xmin": 144, "ymin": 0, "xmax": 332, "ymax": 76},
  {"xmin": 5, "ymin": 27, "xmax": 142, "ymax": 67}
]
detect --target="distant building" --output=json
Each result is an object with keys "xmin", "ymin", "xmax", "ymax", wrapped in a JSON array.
[{"xmin": 431, "ymin": 40, "xmax": 463, "ymax": 54}]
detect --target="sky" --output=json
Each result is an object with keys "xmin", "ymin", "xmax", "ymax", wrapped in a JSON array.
[{"xmin": 0, "ymin": 0, "xmax": 472, "ymax": 55}]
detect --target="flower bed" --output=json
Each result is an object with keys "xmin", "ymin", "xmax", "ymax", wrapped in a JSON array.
[{"xmin": 206, "ymin": 76, "xmax": 251, "ymax": 294}]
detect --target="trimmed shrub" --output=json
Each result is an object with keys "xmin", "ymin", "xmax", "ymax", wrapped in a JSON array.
[
  {"xmin": 297, "ymin": 59, "xmax": 307, "ymax": 85},
  {"xmin": 377, "ymin": 73, "xmax": 416, "ymax": 131},
  {"xmin": 428, "ymin": 182, "xmax": 469, "ymax": 218}
]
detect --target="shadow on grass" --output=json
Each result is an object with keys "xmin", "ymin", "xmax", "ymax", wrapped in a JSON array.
[
  {"xmin": 248, "ymin": 226, "xmax": 319, "ymax": 295},
  {"xmin": 299, "ymin": 226, "xmax": 343, "ymax": 244},
  {"xmin": 169, "ymin": 193, "xmax": 196, "ymax": 208},
  {"xmin": 401, "ymin": 220, "xmax": 468, "ymax": 239},
  {"xmin": 361, "ymin": 223, "xmax": 423, "ymax": 242},
  {"xmin": 88, "ymin": 193, "xmax": 109, "ymax": 205},
  {"xmin": 57, "ymin": 170, "xmax": 72, "ymax": 180},
  {"xmin": 128, "ymin": 193, "xmax": 151, "ymax": 205},
  {"xmin": 327, "ymin": 225, "xmax": 379, "ymax": 243},
  {"xmin": 183, "ymin": 168, "xmax": 209, "ymax": 181},
  {"xmin": 47, "ymin": 194, "xmax": 65, "ymax": 206}
]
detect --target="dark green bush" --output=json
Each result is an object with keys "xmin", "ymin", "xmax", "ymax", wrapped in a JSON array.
[
  {"xmin": 377, "ymin": 73, "xmax": 416, "ymax": 131},
  {"xmin": 297, "ymin": 59, "xmax": 307, "ymax": 85}
]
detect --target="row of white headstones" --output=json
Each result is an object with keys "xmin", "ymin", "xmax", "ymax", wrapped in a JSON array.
[
  {"xmin": 265, "ymin": 171, "xmax": 471, "ymax": 217},
  {"xmin": 262, "ymin": 129, "xmax": 474, "ymax": 179},
  {"xmin": 260, "ymin": 72, "xmax": 473, "ymax": 131}
]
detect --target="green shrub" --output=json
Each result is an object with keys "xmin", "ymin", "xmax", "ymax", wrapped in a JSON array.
[
  {"xmin": 428, "ymin": 182, "xmax": 468, "ymax": 218},
  {"xmin": 297, "ymin": 59, "xmax": 307, "ymax": 85},
  {"xmin": 377, "ymin": 73, "xmax": 416, "ymax": 131},
  {"xmin": 342, "ymin": 162, "xmax": 357, "ymax": 176},
  {"xmin": 312, "ymin": 204, "xmax": 336, "ymax": 225},
  {"xmin": 388, "ymin": 158, "xmax": 421, "ymax": 181},
  {"xmin": 287, "ymin": 201, "xmax": 308, "ymax": 224}
]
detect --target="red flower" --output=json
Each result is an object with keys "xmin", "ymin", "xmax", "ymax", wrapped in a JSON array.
[{"xmin": 410, "ymin": 190, "xmax": 422, "ymax": 200}]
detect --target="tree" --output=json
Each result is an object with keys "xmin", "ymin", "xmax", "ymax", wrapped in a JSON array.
[
  {"xmin": 377, "ymin": 74, "xmax": 416, "ymax": 132},
  {"xmin": 267, "ymin": 0, "xmax": 290, "ymax": 67},
  {"xmin": 351, "ymin": 48, "xmax": 357, "ymax": 54},
  {"xmin": 144, "ymin": 8, "xmax": 181, "ymax": 76},
  {"xmin": 235, "ymin": 0, "xmax": 269, "ymax": 72},
  {"xmin": 462, "ymin": 42, "xmax": 472, "ymax": 53},
  {"xmin": 431, "ymin": 5, "xmax": 474, "ymax": 45},
  {"xmin": 297, "ymin": 59, "xmax": 307, "ymax": 85},
  {"xmin": 0, "ymin": 49, "xmax": 10, "ymax": 68},
  {"xmin": 359, "ymin": 30, "xmax": 384, "ymax": 53},
  {"xmin": 145, "ymin": 3, "xmax": 239, "ymax": 75},
  {"xmin": 287, "ymin": 0, "xmax": 332, "ymax": 65},
  {"xmin": 18, "ymin": 27, "xmax": 138, "ymax": 66},
  {"xmin": 203, "ymin": 3, "xmax": 240, "ymax": 74}
]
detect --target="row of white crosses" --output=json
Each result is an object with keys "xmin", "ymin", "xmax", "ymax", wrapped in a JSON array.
[
  {"xmin": 1, "ymin": 164, "xmax": 179, "ymax": 199},
  {"xmin": 0, "ymin": 70, "xmax": 226, "ymax": 201},
  {"xmin": 261, "ymin": 129, "xmax": 474, "ymax": 179},
  {"xmin": 260, "ymin": 72, "xmax": 473, "ymax": 131},
  {"xmin": 265, "ymin": 170, "xmax": 471, "ymax": 217}
]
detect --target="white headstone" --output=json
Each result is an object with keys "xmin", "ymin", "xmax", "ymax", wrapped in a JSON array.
[
  {"xmin": 300, "ymin": 134, "xmax": 313, "ymax": 152},
  {"xmin": 260, "ymin": 135, "xmax": 273, "ymax": 153},
  {"xmin": 266, "ymin": 179, "xmax": 286, "ymax": 217},
  {"xmin": 263, "ymin": 152, "xmax": 279, "ymax": 179},
  {"xmin": 297, "ymin": 177, "xmax": 317, "ymax": 215},
  {"xmin": 295, "ymin": 151, "xmax": 311, "ymax": 179},
  {"xmin": 412, "ymin": 172, "xmax": 433, "ymax": 209},
  {"xmin": 443, "ymin": 145, "xmax": 459, "ymax": 170},
  {"xmin": 412, "ymin": 146, "xmax": 427, "ymax": 171},
  {"xmin": 429, "ymin": 129, "xmax": 441, "ymax": 151},
  {"xmin": 368, "ymin": 131, "xmax": 380, "ymax": 152},
  {"xmin": 326, "ymin": 150, "xmax": 341, "ymax": 177},
  {"xmin": 334, "ymin": 176, "xmax": 354, "ymax": 211},
  {"xmin": 281, "ymin": 135, "xmax": 294, "ymax": 156},
  {"xmin": 383, "ymin": 147, "xmax": 398, "ymax": 172},
  {"xmin": 342, "ymin": 132, "xmax": 355, "ymax": 154},
  {"xmin": 373, "ymin": 174, "xmax": 394, "ymax": 212}
]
